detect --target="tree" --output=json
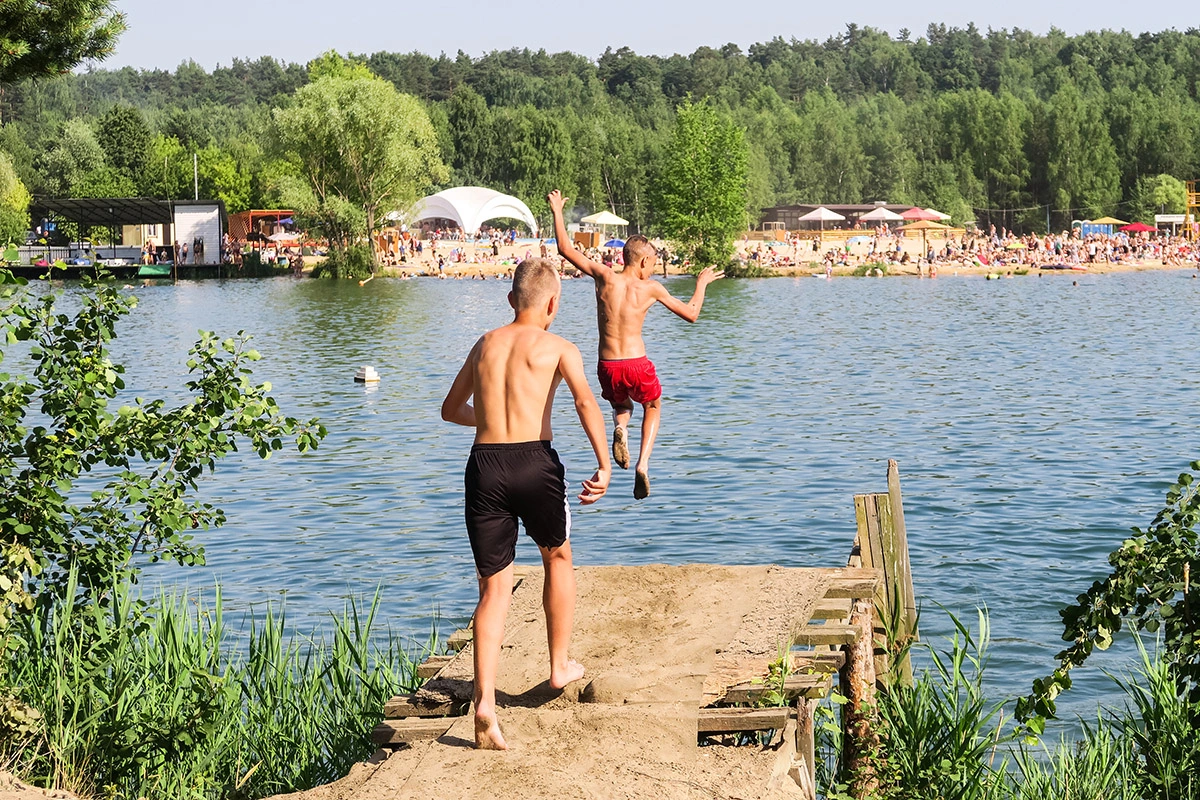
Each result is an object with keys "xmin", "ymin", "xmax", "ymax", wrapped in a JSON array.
[
  {"xmin": 272, "ymin": 73, "xmax": 446, "ymax": 271},
  {"xmin": 0, "ymin": 150, "xmax": 30, "ymax": 243},
  {"xmin": 654, "ymin": 99, "xmax": 748, "ymax": 269},
  {"xmin": 36, "ymin": 119, "xmax": 106, "ymax": 196},
  {"xmin": 97, "ymin": 104, "xmax": 150, "ymax": 181},
  {"xmin": 1132, "ymin": 173, "xmax": 1187, "ymax": 221},
  {"xmin": 0, "ymin": 0, "xmax": 125, "ymax": 85}
]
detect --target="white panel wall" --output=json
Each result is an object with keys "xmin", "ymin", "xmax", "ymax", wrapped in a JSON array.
[{"xmin": 172, "ymin": 205, "xmax": 222, "ymax": 264}]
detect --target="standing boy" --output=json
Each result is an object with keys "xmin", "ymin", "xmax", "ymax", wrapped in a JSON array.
[
  {"xmin": 547, "ymin": 190, "xmax": 723, "ymax": 499},
  {"xmin": 441, "ymin": 258, "xmax": 611, "ymax": 750}
]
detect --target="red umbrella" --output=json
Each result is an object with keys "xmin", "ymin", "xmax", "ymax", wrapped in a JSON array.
[
  {"xmin": 1119, "ymin": 222, "xmax": 1156, "ymax": 233},
  {"xmin": 901, "ymin": 207, "xmax": 942, "ymax": 221}
]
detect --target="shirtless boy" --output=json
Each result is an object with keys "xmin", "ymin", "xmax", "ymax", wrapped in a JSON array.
[
  {"xmin": 441, "ymin": 257, "xmax": 611, "ymax": 750},
  {"xmin": 547, "ymin": 189, "xmax": 723, "ymax": 499}
]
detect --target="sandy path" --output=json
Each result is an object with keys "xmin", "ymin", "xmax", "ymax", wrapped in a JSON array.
[{"xmin": 275, "ymin": 565, "xmax": 827, "ymax": 799}]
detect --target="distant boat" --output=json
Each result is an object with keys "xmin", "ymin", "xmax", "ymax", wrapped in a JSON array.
[{"xmin": 137, "ymin": 264, "xmax": 172, "ymax": 278}]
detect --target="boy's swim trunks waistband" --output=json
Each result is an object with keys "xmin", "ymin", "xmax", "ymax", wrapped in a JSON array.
[
  {"xmin": 465, "ymin": 440, "xmax": 569, "ymax": 578},
  {"xmin": 597, "ymin": 355, "xmax": 662, "ymax": 406}
]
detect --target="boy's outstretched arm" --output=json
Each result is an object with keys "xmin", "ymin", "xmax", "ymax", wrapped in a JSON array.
[
  {"xmin": 558, "ymin": 341, "xmax": 611, "ymax": 504},
  {"xmin": 441, "ymin": 343, "xmax": 478, "ymax": 427},
  {"xmin": 547, "ymin": 190, "xmax": 608, "ymax": 280},
  {"xmin": 654, "ymin": 267, "xmax": 725, "ymax": 323}
]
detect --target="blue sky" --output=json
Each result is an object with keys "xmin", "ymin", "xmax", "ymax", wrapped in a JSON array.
[{"xmin": 107, "ymin": 0, "xmax": 1184, "ymax": 71}]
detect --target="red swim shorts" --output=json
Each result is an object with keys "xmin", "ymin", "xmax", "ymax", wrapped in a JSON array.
[{"xmin": 597, "ymin": 356, "xmax": 662, "ymax": 406}]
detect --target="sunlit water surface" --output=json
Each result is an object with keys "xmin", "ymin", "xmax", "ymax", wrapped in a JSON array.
[{"xmin": 54, "ymin": 269, "xmax": 1200, "ymax": 728}]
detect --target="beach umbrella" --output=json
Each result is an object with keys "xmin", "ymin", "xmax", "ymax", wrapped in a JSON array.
[
  {"xmin": 1119, "ymin": 222, "xmax": 1156, "ymax": 233},
  {"xmin": 1004, "ymin": 240, "xmax": 1027, "ymax": 250},
  {"xmin": 1090, "ymin": 216, "xmax": 1129, "ymax": 226},
  {"xmin": 901, "ymin": 207, "xmax": 941, "ymax": 221},
  {"xmin": 797, "ymin": 206, "xmax": 846, "ymax": 232},
  {"xmin": 603, "ymin": 238, "xmax": 626, "ymax": 248},
  {"xmin": 268, "ymin": 231, "xmax": 300, "ymax": 242},
  {"xmin": 924, "ymin": 208, "xmax": 951, "ymax": 221},
  {"xmin": 847, "ymin": 235, "xmax": 872, "ymax": 244},
  {"xmin": 858, "ymin": 207, "xmax": 903, "ymax": 222},
  {"xmin": 580, "ymin": 210, "xmax": 628, "ymax": 226},
  {"xmin": 901, "ymin": 219, "xmax": 950, "ymax": 256}
]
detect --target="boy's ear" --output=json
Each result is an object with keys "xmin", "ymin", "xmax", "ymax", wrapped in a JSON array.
[
  {"xmin": 546, "ymin": 291, "xmax": 559, "ymax": 316},
  {"xmin": 507, "ymin": 291, "xmax": 516, "ymax": 310}
]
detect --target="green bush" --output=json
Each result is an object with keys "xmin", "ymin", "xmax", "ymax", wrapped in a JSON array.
[{"xmin": 312, "ymin": 245, "xmax": 372, "ymax": 280}]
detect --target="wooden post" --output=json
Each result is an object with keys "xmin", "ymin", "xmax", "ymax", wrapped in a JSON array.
[
  {"xmin": 887, "ymin": 459, "xmax": 919, "ymax": 652},
  {"xmin": 840, "ymin": 597, "xmax": 880, "ymax": 799},
  {"xmin": 794, "ymin": 697, "xmax": 818, "ymax": 800}
]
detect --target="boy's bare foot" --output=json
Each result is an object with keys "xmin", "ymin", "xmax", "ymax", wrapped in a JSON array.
[
  {"xmin": 474, "ymin": 709, "xmax": 508, "ymax": 750},
  {"xmin": 612, "ymin": 427, "xmax": 630, "ymax": 470},
  {"xmin": 634, "ymin": 470, "xmax": 650, "ymax": 500},
  {"xmin": 549, "ymin": 659, "xmax": 586, "ymax": 689}
]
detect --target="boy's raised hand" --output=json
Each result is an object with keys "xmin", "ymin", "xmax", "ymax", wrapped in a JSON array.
[
  {"xmin": 547, "ymin": 190, "xmax": 568, "ymax": 215},
  {"xmin": 578, "ymin": 467, "xmax": 610, "ymax": 505},
  {"xmin": 697, "ymin": 266, "xmax": 725, "ymax": 285}
]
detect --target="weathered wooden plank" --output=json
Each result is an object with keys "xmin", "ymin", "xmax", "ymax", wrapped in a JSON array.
[
  {"xmin": 887, "ymin": 459, "xmax": 918, "ymax": 684},
  {"xmin": 382, "ymin": 694, "xmax": 462, "ymax": 718},
  {"xmin": 372, "ymin": 718, "xmax": 453, "ymax": 746},
  {"xmin": 792, "ymin": 624, "xmax": 860, "ymax": 646},
  {"xmin": 416, "ymin": 654, "xmax": 454, "ymax": 680},
  {"xmin": 795, "ymin": 698, "xmax": 818, "ymax": 800},
  {"xmin": 720, "ymin": 672, "xmax": 833, "ymax": 704},
  {"xmin": 445, "ymin": 628, "xmax": 472, "ymax": 652},
  {"xmin": 698, "ymin": 706, "xmax": 793, "ymax": 733},
  {"xmin": 810, "ymin": 599, "xmax": 852, "ymax": 620},
  {"xmin": 791, "ymin": 650, "xmax": 846, "ymax": 672},
  {"xmin": 817, "ymin": 568, "xmax": 883, "ymax": 599}
]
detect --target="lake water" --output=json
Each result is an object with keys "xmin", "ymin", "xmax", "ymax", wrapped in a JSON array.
[{"xmin": 91, "ymin": 269, "xmax": 1200, "ymax": 726}]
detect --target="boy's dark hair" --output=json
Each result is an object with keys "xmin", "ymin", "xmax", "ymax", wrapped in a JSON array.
[
  {"xmin": 623, "ymin": 235, "xmax": 656, "ymax": 267},
  {"xmin": 511, "ymin": 258, "xmax": 560, "ymax": 309}
]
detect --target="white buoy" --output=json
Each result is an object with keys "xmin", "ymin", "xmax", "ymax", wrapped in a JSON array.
[{"xmin": 354, "ymin": 365, "xmax": 380, "ymax": 383}]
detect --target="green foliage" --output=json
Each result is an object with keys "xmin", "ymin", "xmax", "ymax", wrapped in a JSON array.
[
  {"xmin": 312, "ymin": 245, "xmax": 374, "ymax": 280},
  {"xmin": 0, "ymin": 151, "xmax": 30, "ymax": 243},
  {"xmin": 0, "ymin": 0, "xmax": 126, "ymax": 84},
  {"xmin": 0, "ymin": 280, "xmax": 326, "ymax": 637},
  {"xmin": 654, "ymin": 99, "xmax": 748, "ymax": 269},
  {"xmin": 1018, "ymin": 463, "xmax": 1200, "ymax": 730},
  {"xmin": 2, "ymin": 571, "xmax": 426, "ymax": 798},
  {"xmin": 97, "ymin": 104, "xmax": 151, "ymax": 179},
  {"xmin": 875, "ymin": 610, "xmax": 1011, "ymax": 800},
  {"xmin": 1132, "ymin": 173, "xmax": 1187, "ymax": 221},
  {"xmin": 271, "ymin": 74, "xmax": 447, "ymax": 268},
  {"xmin": 35, "ymin": 119, "xmax": 106, "ymax": 196},
  {"xmin": 1010, "ymin": 723, "xmax": 1140, "ymax": 800}
]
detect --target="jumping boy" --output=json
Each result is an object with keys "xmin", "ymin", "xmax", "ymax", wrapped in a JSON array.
[
  {"xmin": 441, "ymin": 257, "xmax": 611, "ymax": 750},
  {"xmin": 547, "ymin": 189, "xmax": 723, "ymax": 499}
]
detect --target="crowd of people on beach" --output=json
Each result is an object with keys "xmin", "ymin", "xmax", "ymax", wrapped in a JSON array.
[{"xmin": 739, "ymin": 224, "xmax": 1200, "ymax": 273}]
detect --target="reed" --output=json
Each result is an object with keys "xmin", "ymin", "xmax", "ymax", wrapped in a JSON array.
[{"xmin": 1, "ymin": 571, "xmax": 433, "ymax": 799}]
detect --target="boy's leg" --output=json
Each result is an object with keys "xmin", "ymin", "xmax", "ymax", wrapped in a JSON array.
[
  {"xmin": 611, "ymin": 400, "xmax": 633, "ymax": 470},
  {"xmin": 539, "ymin": 541, "xmax": 585, "ymax": 689},
  {"xmin": 634, "ymin": 398, "xmax": 661, "ymax": 500},
  {"xmin": 473, "ymin": 564, "xmax": 515, "ymax": 750}
]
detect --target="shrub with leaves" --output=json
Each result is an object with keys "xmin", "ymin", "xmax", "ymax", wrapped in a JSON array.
[
  {"xmin": 1018, "ymin": 464, "xmax": 1200, "ymax": 731},
  {"xmin": 0, "ymin": 271, "xmax": 326, "ymax": 639}
]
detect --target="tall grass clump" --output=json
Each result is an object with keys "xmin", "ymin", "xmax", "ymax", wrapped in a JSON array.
[{"xmin": 1, "ymin": 569, "xmax": 431, "ymax": 799}]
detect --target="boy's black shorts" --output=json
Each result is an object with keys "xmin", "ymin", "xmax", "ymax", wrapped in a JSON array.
[{"xmin": 464, "ymin": 441, "xmax": 570, "ymax": 577}]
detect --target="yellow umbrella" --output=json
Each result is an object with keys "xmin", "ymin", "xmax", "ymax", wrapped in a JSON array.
[{"xmin": 1090, "ymin": 216, "xmax": 1128, "ymax": 226}]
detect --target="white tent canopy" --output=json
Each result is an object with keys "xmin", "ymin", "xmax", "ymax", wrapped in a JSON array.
[
  {"xmin": 581, "ymin": 210, "xmax": 628, "ymax": 226},
  {"xmin": 924, "ymin": 208, "xmax": 951, "ymax": 221},
  {"xmin": 408, "ymin": 187, "xmax": 539, "ymax": 236},
  {"xmin": 859, "ymin": 207, "xmax": 903, "ymax": 222}
]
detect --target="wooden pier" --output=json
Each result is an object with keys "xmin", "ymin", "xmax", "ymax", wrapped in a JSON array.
[{"xmin": 276, "ymin": 463, "xmax": 915, "ymax": 800}]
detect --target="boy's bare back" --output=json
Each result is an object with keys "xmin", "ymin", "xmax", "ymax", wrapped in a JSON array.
[{"xmin": 467, "ymin": 324, "xmax": 575, "ymax": 444}]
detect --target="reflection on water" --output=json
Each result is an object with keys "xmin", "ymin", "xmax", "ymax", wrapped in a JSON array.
[{"xmin": 92, "ymin": 270, "xmax": 1200, "ymax": 726}]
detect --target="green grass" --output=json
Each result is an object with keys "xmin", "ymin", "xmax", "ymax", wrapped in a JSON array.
[{"xmin": 1, "ymin": 573, "xmax": 434, "ymax": 799}]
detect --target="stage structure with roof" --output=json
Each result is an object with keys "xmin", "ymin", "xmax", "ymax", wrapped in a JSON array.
[{"xmin": 407, "ymin": 187, "xmax": 538, "ymax": 236}]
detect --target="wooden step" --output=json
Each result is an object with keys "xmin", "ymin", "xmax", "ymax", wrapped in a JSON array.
[
  {"xmin": 698, "ymin": 706, "xmax": 793, "ymax": 733},
  {"xmin": 719, "ymin": 673, "xmax": 833, "ymax": 704},
  {"xmin": 372, "ymin": 717, "xmax": 454, "ymax": 746},
  {"xmin": 416, "ymin": 654, "xmax": 454, "ymax": 680},
  {"xmin": 790, "ymin": 650, "xmax": 845, "ymax": 672},
  {"xmin": 820, "ymin": 568, "xmax": 883, "ymax": 599},
  {"xmin": 809, "ymin": 599, "xmax": 852, "ymax": 620},
  {"xmin": 383, "ymin": 694, "xmax": 464, "ymax": 719},
  {"xmin": 791, "ymin": 624, "xmax": 860, "ymax": 647},
  {"xmin": 446, "ymin": 628, "xmax": 472, "ymax": 652}
]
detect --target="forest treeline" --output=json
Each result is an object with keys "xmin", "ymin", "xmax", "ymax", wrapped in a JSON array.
[{"xmin": 2, "ymin": 23, "xmax": 1200, "ymax": 232}]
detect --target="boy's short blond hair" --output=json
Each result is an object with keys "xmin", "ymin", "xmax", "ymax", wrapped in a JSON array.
[
  {"xmin": 511, "ymin": 258, "xmax": 561, "ymax": 310},
  {"xmin": 623, "ymin": 235, "xmax": 656, "ymax": 267}
]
